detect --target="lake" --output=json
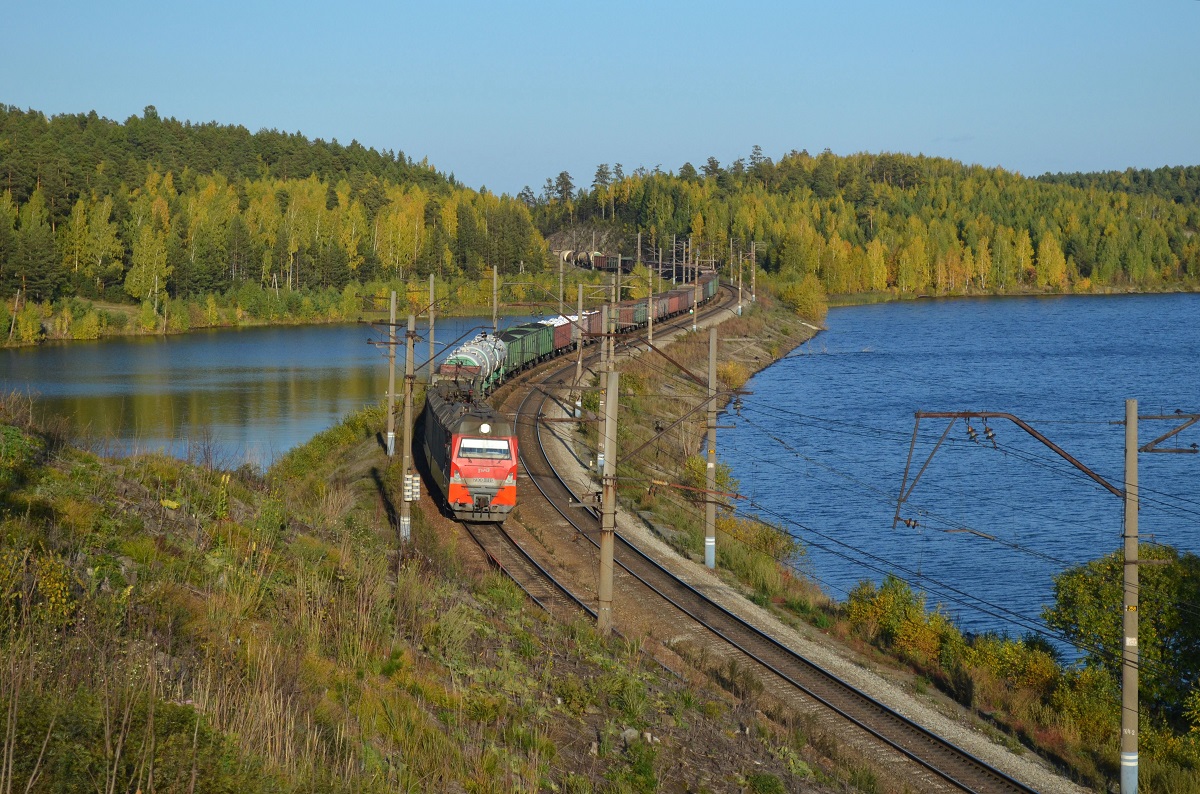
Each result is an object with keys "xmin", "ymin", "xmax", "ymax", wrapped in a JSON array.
[
  {"xmin": 0, "ymin": 317, "xmax": 516, "ymax": 469},
  {"xmin": 719, "ymin": 293, "xmax": 1200, "ymax": 641}
]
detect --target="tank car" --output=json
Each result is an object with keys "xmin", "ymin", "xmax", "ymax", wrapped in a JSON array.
[
  {"xmin": 421, "ymin": 380, "xmax": 517, "ymax": 523},
  {"xmin": 437, "ymin": 332, "xmax": 507, "ymax": 392}
]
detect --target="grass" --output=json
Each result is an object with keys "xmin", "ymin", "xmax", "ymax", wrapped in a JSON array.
[{"xmin": 0, "ymin": 389, "xmax": 838, "ymax": 793}]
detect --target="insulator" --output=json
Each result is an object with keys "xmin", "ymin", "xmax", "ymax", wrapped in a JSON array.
[
  {"xmin": 966, "ymin": 425, "xmax": 978, "ymax": 442},
  {"xmin": 984, "ymin": 426, "xmax": 995, "ymax": 441}
]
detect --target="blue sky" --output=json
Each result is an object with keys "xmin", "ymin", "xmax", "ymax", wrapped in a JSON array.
[{"xmin": 4, "ymin": 1, "xmax": 1197, "ymax": 195}]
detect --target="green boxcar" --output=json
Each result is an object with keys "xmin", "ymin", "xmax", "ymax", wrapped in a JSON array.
[{"xmin": 499, "ymin": 323, "xmax": 553, "ymax": 373}]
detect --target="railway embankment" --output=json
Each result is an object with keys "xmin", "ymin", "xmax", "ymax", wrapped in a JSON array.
[{"xmin": 515, "ymin": 289, "xmax": 1090, "ymax": 794}]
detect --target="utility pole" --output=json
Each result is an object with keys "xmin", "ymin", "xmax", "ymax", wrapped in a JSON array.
[
  {"xmin": 705, "ymin": 325, "xmax": 718, "ymax": 568},
  {"xmin": 615, "ymin": 248, "xmax": 623, "ymax": 307},
  {"xmin": 574, "ymin": 288, "xmax": 584, "ymax": 418},
  {"xmin": 399, "ymin": 314, "xmax": 415, "ymax": 543},
  {"xmin": 492, "ymin": 267, "xmax": 498, "ymax": 334},
  {"xmin": 1122, "ymin": 399, "xmax": 1138, "ymax": 794},
  {"xmin": 647, "ymin": 282, "xmax": 654, "ymax": 347},
  {"xmin": 428, "ymin": 274, "xmax": 436, "ymax": 371},
  {"xmin": 896, "ymin": 407, "xmax": 1199, "ymax": 794},
  {"xmin": 598, "ymin": 305, "xmax": 610, "ymax": 375},
  {"xmin": 737, "ymin": 252, "xmax": 744, "ymax": 316},
  {"xmin": 751, "ymin": 241, "xmax": 757, "ymax": 303},
  {"xmin": 597, "ymin": 368, "xmax": 619, "ymax": 634},
  {"xmin": 558, "ymin": 252, "xmax": 565, "ymax": 317},
  {"xmin": 671, "ymin": 234, "xmax": 677, "ymax": 283},
  {"xmin": 1120, "ymin": 405, "xmax": 1198, "ymax": 794},
  {"xmin": 386, "ymin": 291, "xmax": 397, "ymax": 457}
]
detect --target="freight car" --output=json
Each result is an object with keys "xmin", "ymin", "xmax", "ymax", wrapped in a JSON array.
[
  {"xmin": 437, "ymin": 332, "xmax": 507, "ymax": 392},
  {"xmin": 421, "ymin": 380, "xmax": 518, "ymax": 523}
]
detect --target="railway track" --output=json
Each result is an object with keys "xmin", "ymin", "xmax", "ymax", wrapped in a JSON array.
[
  {"xmin": 500, "ymin": 287, "xmax": 1043, "ymax": 794},
  {"xmin": 458, "ymin": 519, "xmax": 595, "ymax": 619}
]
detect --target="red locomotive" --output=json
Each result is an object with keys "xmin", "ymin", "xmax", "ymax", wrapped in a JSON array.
[{"xmin": 421, "ymin": 380, "xmax": 518, "ymax": 523}]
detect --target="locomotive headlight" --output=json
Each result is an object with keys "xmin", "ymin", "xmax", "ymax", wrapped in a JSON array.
[{"xmin": 480, "ymin": 423, "xmax": 491, "ymax": 434}]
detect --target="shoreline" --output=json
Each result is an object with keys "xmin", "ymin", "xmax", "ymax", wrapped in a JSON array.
[{"xmin": 7, "ymin": 281, "xmax": 1200, "ymax": 349}]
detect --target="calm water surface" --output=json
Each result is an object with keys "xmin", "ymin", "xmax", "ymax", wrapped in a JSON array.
[
  {"xmin": 720, "ymin": 294, "xmax": 1200, "ymax": 641},
  {"xmin": 1, "ymin": 317, "xmax": 517, "ymax": 468}
]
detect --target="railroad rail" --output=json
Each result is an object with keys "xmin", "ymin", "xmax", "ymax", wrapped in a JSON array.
[
  {"xmin": 502, "ymin": 286, "xmax": 1043, "ymax": 794},
  {"xmin": 458, "ymin": 519, "xmax": 595, "ymax": 620}
]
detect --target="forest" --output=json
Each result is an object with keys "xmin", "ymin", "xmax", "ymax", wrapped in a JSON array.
[
  {"xmin": 2, "ymin": 104, "xmax": 1199, "ymax": 343},
  {"xmin": 530, "ymin": 150, "xmax": 1200, "ymax": 300},
  {"xmin": 0, "ymin": 105, "xmax": 546, "ymax": 315}
]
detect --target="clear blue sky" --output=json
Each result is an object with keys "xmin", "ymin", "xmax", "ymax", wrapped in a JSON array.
[{"xmin": 4, "ymin": 1, "xmax": 1197, "ymax": 196}]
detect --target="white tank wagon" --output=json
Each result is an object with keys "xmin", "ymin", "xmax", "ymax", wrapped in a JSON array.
[{"xmin": 436, "ymin": 332, "xmax": 508, "ymax": 391}]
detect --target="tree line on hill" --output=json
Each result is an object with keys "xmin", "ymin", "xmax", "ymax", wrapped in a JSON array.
[
  {"xmin": 0, "ymin": 106, "xmax": 547, "ymax": 308},
  {"xmin": 527, "ymin": 149, "xmax": 1200, "ymax": 300},
  {"xmin": 1, "ymin": 105, "xmax": 1198, "ymax": 329}
]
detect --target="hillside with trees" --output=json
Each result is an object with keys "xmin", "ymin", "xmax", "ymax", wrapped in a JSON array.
[
  {"xmin": 3, "ymin": 107, "xmax": 1198, "ymax": 346},
  {"xmin": 528, "ymin": 149, "xmax": 1200, "ymax": 304},
  {"xmin": 0, "ymin": 105, "xmax": 548, "ymax": 335}
]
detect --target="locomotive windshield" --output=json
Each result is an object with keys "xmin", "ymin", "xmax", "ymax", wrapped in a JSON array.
[{"xmin": 458, "ymin": 437, "xmax": 512, "ymax": 460}]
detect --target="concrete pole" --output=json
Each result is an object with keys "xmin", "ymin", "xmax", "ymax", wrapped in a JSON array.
[
  {"xmin": 599, "ymin": 305, "xmax": 609, "ymax": 374},
  {"xmin": 598, "ymin": 369, "xmax": 619, "ymax": 634},
  {"xmin": 386, "ymin": 291, "xmax": 397, "ymax": 456},
  {"xmin": 615, "ymin": 252, "xmax": 623, "ymax": 306},
  {"xmin": 647, "ymin": 286, "xmax": 654, "ymax": 347},
  {"xmin": 737, "ymin": 253, "xmax": 743, "ymax": 316},
  {"xmin": 428, "ymin": 273, "xmax": 436, "ymax": 373},
  {"xmin": 705, "ymin": 325, "xmax": 718, "ymax": 568},
  {"xmin": 574, "ymin": 288, "xmax": 584, "ymax": 418},
  {"xmin": 558, "ymin": 254, "xmax": 565, "ymax": 317},
  {"xmin": 1122, "ymin": 399, "xmax": 1139, "ymax": 794},
  {"xmin": 751, "ymin": 241, "xmax": 757, "ymax": 303},
  {"xmin": 492, "ymin": 267, "xmax": 498, "ymax": 334},
  {"xmin": 672, "ymin": 234, "xmax": 676, "ymax": 283},
  {"xmin": 399, "ymin": 314, "xmax": 416, "ymax": 543}
]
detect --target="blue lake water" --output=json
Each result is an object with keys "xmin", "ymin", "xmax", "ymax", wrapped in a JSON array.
[
  {"xmin": 719, "ymin": 294, "xmax": 1200, "ymax": 642},
  {"xmin": 0, "ymin": 317, "xmax": 520, "ymax": 469}
]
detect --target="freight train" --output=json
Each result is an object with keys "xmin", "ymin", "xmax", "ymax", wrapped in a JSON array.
[
  {"xmin": 420, "ymin": 271, "xmax": 719, "ymax": 523},
  {"xmin": 556, "ymin": 249, "xmax": 633, "ymax": 273}
]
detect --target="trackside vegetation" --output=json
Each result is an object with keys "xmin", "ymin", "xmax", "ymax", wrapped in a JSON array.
[{"xmin": 1, "ymin": 391, "xmax": 887, "ymax": 793}]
